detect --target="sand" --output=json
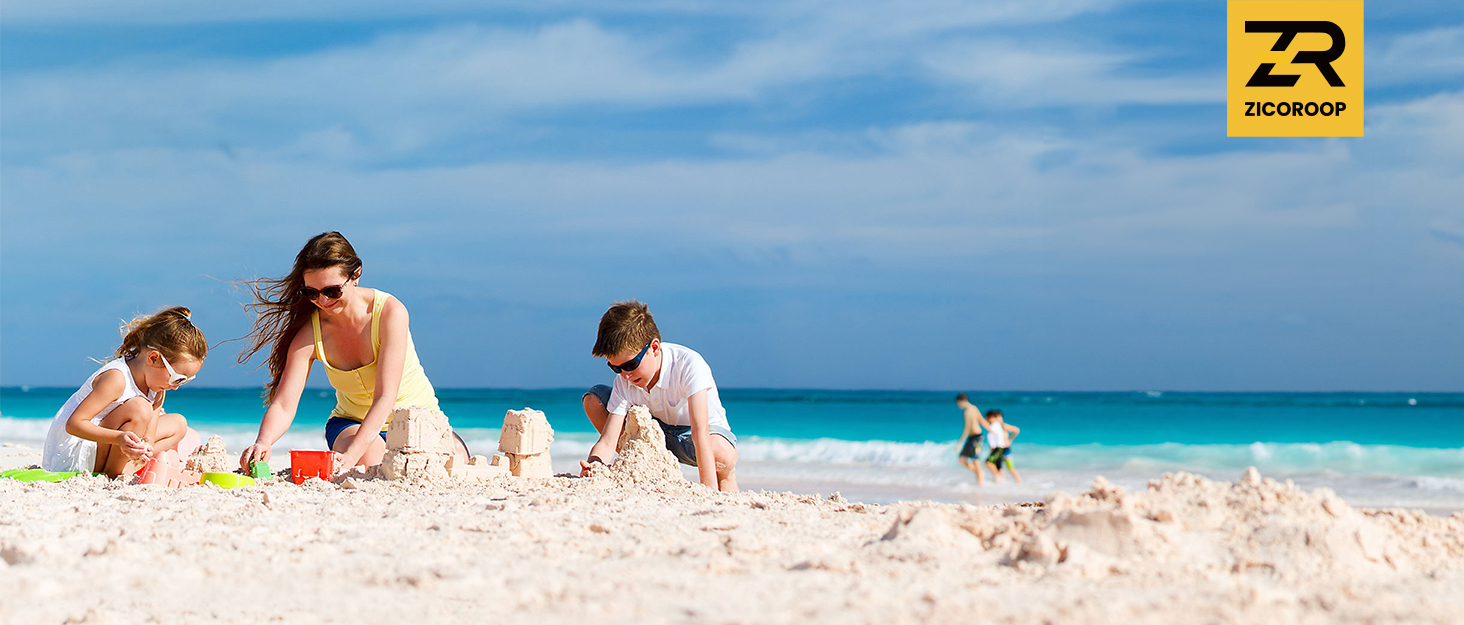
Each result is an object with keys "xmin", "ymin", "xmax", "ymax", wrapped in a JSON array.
[
  {"xmin": 183, "ymin": 436, "xmax": 233, "ymax": 474},
  {"xmin": 2, "ymin": 445, "xmax": 1463, "ymax": 624},
  {"xmin": 592, "ymin": 405, "xmax": 682, "ymax": 486}
]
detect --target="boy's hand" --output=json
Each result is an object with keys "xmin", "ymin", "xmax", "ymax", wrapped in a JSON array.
[
  {"xmin": 579, "ymin": 455, "xmax": 606, "ymax": 477},
  {"xmin": 116, "ymin": 431, "xmax": 153, "ymax": 459}
]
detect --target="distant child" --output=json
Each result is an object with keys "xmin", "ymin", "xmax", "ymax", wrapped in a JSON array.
[
  {"xmin": 954, "ymin": 393, "xmax": 991, "ymax": 485},
  {"xmin": 983, "ymin": 409, "xmax": 1021, "ymax": 484},
  {"xmin": 579, "ymin": 300, "xmax": 740, "ymax": 492},
  {"xmin": 41, "ymin": 307, "xmax": 207, "ymax": 478}
]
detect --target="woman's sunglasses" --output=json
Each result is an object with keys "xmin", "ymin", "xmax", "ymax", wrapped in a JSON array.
[
  {"xmin": 298, "ymin": 283, "xmax": 347, "ymax": 301},
  {"xmin": 150, "ymin": 348, "xmax": 196, "ymax": 387},
  {"xmin": 607, "ymin": 342, "xmax": 652, "ymax": 374}
]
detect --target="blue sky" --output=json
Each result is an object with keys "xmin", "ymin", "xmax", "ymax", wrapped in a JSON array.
[{"xmin": 2, "ymin": 1, "xmax": 1461, "ymax": 392}]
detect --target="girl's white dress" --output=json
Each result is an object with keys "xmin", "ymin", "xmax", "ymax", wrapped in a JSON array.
[{"xmin": 41, "ymin": 358, "xmax": 154, "ymax": 472}]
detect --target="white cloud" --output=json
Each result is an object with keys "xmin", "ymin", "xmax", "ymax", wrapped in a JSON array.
[
  {"xmin": 0, "ymin": 0, "xmax": 1124, "ymax": 27},
  {"xmin": 1368, "ymin": 89, "xmax": 1464, "ymax": 151},
  {"xmin": 2, "ymin": 1, "xmax": 1151, "ymax": 161},
  {"xmin": 1372, "ymin": 25, "xmax": 1464, "ymax": 85},
  {"xmin": 922, "ymin": 41, "xmax": 1221, "ymax": 106},
  {"xmin": 6, "ymin": 93, "xmax": 1458, "ymax": 271},
  {"xmin": 1, "ymin": 19, "xmax": 847, "ymax": 160}
]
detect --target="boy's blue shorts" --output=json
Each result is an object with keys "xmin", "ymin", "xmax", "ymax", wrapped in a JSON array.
[{"xmin": 584, "ymin": 384, "xmax": 736, "ymax": 467}]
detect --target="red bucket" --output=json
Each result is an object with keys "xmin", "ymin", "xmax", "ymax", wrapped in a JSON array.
[{"xmin": 289, "ymin": 450, "xmax": 336, "ymax": 485}]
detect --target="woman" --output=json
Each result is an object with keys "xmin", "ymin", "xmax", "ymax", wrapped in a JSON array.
[{"xmin": 237, "ymin": 231, "xmax": 467, "ymax": 474}]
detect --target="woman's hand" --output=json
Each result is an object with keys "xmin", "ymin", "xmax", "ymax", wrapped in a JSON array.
[
  {"xmin": 116, "ymin": 431, "xmax": 153, "ymax": 459},
  {"xmin": 333, "ymin": 449, "xmax": 361, "ymax": 476},
  {"xmin": 240, "ymin": 444, "xmax": 272, "ymax": 473}
]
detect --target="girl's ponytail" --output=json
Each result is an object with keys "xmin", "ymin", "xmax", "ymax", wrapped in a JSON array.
[{"xmin": 115, "ymin": 306, "xmax": 209, "ymax": 363}]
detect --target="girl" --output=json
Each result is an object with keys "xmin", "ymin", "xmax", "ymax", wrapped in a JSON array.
[
  {"xmin": 236, "ymin": 231, "xmax": 467, "ymax": 475},
  {"xmin": 41, "ymin": 307, "xmax": 207, "ymax": 478}
]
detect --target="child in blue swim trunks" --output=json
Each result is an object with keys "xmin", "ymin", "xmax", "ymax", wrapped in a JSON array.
[{"xmin": 954, "ymin": 393, "xmax": 991, "ymax": 485}]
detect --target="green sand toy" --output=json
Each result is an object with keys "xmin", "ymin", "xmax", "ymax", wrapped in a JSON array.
[
  {"xmin": 250, "ymin": 461, "xmax": 272, "ymax": 481},
  {"xmin": 1, "ymin": 469, "xmax": 87, "ymax": 483},
  {"xmin": 201, "ymin": 472, "xmax": 256, "ymax": 489},
  {"xmin": 0, "ymin": 469, "xmax": 43, "ymax": 480}
]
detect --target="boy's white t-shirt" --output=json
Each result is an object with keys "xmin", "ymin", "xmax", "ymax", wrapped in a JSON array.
[
  {"xmin": 985, "ymin": 421, "xmax": 1009, "ymax": 448},
  {"xmin": 605, "ymin": 342, "xmax": 731, "ymax": 432}
]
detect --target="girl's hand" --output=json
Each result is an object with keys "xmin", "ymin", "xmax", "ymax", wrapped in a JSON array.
[
  {"xmin": 240, "ymin": 444, "xmax": 272, "ymax": 473},
  {"xmin": 117, "ymin": 431, "xmax": 153, "ymax": 459}
]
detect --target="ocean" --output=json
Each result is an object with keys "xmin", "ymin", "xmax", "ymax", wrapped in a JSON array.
[{"xmin": 4, "ymin": 387, "xmax": 1462, "ymax": 512}]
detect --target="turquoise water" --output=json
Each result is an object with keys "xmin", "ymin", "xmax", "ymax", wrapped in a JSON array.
[
  {"xmin": 4, "ymin": 387, "xmax": 1462, "ymax": 508},
  {"xmin": 6, "ymin": 387, "xmax": 1459, "ymax": 444}
]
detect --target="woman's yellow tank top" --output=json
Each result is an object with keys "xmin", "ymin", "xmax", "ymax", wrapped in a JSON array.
[{"xmin": 311, "ymin": 289, "xmax": 439, "ymax": 427}]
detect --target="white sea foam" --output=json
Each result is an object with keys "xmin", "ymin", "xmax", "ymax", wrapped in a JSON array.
[
  {"xmin": 5, "ymin": 417, "xmax": 1461, "ymax": 509},
  {"xmin": 1410, "ymin": 476, "xmax": 1464, "ymax": 493}
]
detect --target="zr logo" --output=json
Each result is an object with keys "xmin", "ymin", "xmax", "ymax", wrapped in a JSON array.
[{"xmin": 1244, "ymin": 21, "xmax": 1345, "ymax": 87}]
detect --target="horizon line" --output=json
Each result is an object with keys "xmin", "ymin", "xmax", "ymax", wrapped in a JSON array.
[{"xmin": 1, "ymin": 386, "xmax": 1459, "ymax": 395}]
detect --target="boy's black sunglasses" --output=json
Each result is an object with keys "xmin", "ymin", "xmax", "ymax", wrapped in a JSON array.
[
  {"xmin": 607, "ymin": 342, "xmax": 652, "ymax": 374},
  {"xmin": 299, "ymin": 283, "xmax": 347, "ymax": 301}
]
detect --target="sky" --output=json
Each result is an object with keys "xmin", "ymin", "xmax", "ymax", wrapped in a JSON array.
[{"xmin": 1, "ymin": 0, "xmax": 1461, "ymax": 392}]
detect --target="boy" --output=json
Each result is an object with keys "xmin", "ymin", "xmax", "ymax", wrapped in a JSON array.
[
  {"xmin": 578, "ymin": 300, "xmax": 739, "ymax": 492},
  {"xmin": 983, "ymin": 409, "xmax": 1021, "ymax": 484},
  {"xmin": 954, "ymin": 393, "xmax": 990, "ymax": 485}
]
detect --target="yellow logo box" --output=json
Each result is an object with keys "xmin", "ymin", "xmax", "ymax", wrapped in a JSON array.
[{"xmin": 1227, "ymin": 1, "xmax": 1364, "ymax": 137}]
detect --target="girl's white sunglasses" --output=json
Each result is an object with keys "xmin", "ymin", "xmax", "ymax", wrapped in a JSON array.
[{"xmin": 149, "ymin": 347, "xmax": 196, "ymax": 387}]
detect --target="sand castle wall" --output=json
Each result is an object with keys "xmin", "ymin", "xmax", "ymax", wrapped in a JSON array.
[
  {"xmin": 380, "ymin": 407, "xmax": 458, "ymax": 481},
  {"xmin": 495, "ymin": 408, "xmax": 554, "ymax": 478}
]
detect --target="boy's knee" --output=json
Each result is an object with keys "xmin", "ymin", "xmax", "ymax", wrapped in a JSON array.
[
  {"xmin": 582, "ymin": 395, "xmax": 602, "ymax": 417},
  {"xmin": 582, "ymin": 393, "xmax": 611, "ymax": 433},
  {"xmin": 711, "ymin": 437, "xmax": 738, "ymax": 473}
]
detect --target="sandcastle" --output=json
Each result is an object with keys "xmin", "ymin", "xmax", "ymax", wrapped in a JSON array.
[
  {"xmin": 183, "ymin": 435, "xmax": 233, "ymax": 473},
  {"xmin": 380, "ymin": 407, "xmax": 454, "ymax": 480},
  {"xmin": 379, "ymin": 406, "xmax": 507, "ymax": 481},
  {"xmin": 603, "ymin": 405, "xmax": 681, "ymax": 485},
  {"xmin": 494, "ymin": 408, "xmax": 554, "ymax": 478}
]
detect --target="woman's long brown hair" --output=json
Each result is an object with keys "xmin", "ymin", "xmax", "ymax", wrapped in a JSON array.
[{"xmin": 236, "ymin": 231, "xmax": 362, "ymax": 405}]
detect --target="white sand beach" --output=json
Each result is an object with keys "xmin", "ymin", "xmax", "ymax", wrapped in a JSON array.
[{"xmin": 2, "ymin": 436, "xmax": 1463, "ymax": 625}]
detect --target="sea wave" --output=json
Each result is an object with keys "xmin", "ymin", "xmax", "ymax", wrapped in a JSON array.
[
  {"xmin": 5, "ymin": 416, "xmax": 1462, "ymax": 479},
  {"xmin": 733, "ymin": 436, "xmax": 1464, "ymax": 477}
]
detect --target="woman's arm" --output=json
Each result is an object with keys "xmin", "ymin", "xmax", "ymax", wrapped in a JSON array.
[
  {"xmin": 336, "ymin": 296, "xmax": 409, "ymax": 470},
  {"xmin": 239, "ymin": 326, "xmax": 315, "ymax": 470},
  {"xmin": 65, "ymin": 370, "xmax": 152, "ymax": 458}
]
